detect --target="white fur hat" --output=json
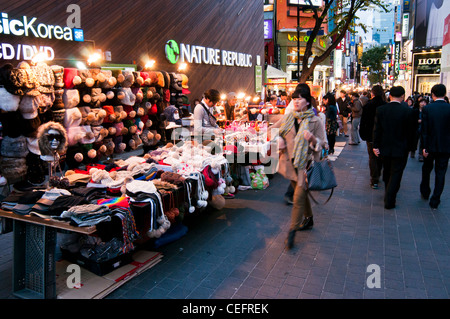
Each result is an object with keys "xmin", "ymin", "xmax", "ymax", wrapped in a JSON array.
[
  {"xmin": 0, "ymin": 87, "xmax": 21, "ymax": 112},
  {"xmin": 64, "ymin": 107, "xmax": 82, "ymax": 128},
  {"xmin": 62, "ymin": 89, "xmax": 80, "ymax": 109}
]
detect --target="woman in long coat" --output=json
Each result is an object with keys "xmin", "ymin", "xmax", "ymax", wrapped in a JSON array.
[{"xmin": 272, "ymin": 86, "xmax": 326, "ymax": 249}]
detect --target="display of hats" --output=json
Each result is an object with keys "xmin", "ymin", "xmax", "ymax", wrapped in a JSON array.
[{"xmin": 1, "ymin": 135, "xmax": 29, "ymax": 158}]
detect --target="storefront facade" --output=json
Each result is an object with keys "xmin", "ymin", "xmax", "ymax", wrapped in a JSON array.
[{"xmin": 0, "ymin": 0, "xmax": 264, "ymax": 101}]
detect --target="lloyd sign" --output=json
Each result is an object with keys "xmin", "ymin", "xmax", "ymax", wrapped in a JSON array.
[{"xmin": 165, "ymin": 40, "xmax": 252, "ymax": 68}]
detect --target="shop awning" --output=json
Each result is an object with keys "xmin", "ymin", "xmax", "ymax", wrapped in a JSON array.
[{"xmin": 266, "ymin": 65, "xmax": 289, "ymax": 79}]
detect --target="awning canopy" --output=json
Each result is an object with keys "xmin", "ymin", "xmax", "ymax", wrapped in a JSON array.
[{"xmin": 266, "ymin": 65, "xmax": 289, "ymax": 79}]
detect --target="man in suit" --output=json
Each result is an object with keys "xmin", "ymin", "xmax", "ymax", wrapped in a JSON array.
[
  {"xmin": 420, "ymin": 84, "xmax": 450, "ymax": 209},
  {"xmin": 373, "ymin": 86, "xmax": 415, "ymax": 209}
]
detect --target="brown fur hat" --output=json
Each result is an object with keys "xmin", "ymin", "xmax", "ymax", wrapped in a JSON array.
[{"xmin": 37, "ymin": 121, "xmax": 68, "ymax": 155}]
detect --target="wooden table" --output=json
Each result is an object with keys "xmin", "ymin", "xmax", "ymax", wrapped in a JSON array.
[{"xmin": 0, "ymin": 209, "xmax": 96, "ymax": 299}]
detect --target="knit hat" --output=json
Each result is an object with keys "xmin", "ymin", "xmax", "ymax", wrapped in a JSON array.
[
  {"xmin": 62, "ymin": 89, "xmax": 80, "ymax": 109},
  {"xmin": 63, "ymin": 68, "xmax": 78, "ymax": 89},
  {"xmin": 50, "ymin": 65, "xmax": 64, "ymax": 89},
  {"xmin": 19, "ymin": 95, "xmax": 39, "ymax": 119},
  {"xmin": 33, "ymin": 62, "xmax": 55, "ymax": 94},
  {"xmin": 1, "ymin": 135, "xmax": 29, "ymax": 158},
  {"xmin": 51, "ymin": 109, "xmax": 66, "ymax": 124},
  {"xmin": 0, "ymin": 87, "xmax": 21, "ymax": 112},
  {"xmin": 125, "ymin": 180, "xmax": 157, "ymax": 196},
  {"xmin": 32, "ymin": 188, "xmax": 72, "ymax": 211}
]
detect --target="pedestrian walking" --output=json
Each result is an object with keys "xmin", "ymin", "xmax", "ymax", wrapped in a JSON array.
[
  {"xmin": 322, "ymin": 93, "xmax": 338, "ymax": 154},
  {"xmin": 336, "ymin": 90, "xmax": 351, "ymax": 137},
  {"xmin": 348, "ymin": 92, "xmax": 363, "ymax": 145},
  {"xmin": 373, "ymin": 86, "xmax": 415, "ymax": 209},
  {"xmin": 276, "ymin": 86, "xmax": 326, "ymax": 249},
  {"xmin": 420, "ymin": 84, "xmax": 450, "ymax": 209},
  {"xmin": 359, "ymin": 85, "xmax": 386, "ymax": 189}
]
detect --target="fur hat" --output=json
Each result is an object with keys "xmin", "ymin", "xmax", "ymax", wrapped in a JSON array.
[
  {"xmin": 64, "ymin": 107, "xmax": 82, "ymax": 128},
  {"xmin": 33, "ymin": 62, "xmax": 55, "ymax": 93},
  {"xmin": 0, "ymin": 156, "xmax": 27, "ymax": 180},
  {"xmin": 37, "ymin": 121, "xmax": 68, "ymax": 155},
  {"xmin": 19, "ymin": 95, "xmax": 40, "ymax": 119},
  {"xmin": 62, "ymin": 89, "xmax": 80, "ymax": 109},
  {"xmin": 1, "ymin": 135, "xmax": 29, "ymax": 158},
  {"xmin": 117, "ymin": 87, "xmax": 136, "ymax": 106},
  {"xmin": 0, "ymin": 87, "xmax": 21, "ymax": 112}
]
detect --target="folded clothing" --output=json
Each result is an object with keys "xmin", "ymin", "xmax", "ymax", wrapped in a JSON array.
[{"xmin": 12, "ymin": 190, "xmax": 45, "ymax": 215}]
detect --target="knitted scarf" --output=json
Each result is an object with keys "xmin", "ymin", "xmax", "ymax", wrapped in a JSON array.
[{"xmin": 279, "ymin": 108, "xmax": 315, "ymax": 169}]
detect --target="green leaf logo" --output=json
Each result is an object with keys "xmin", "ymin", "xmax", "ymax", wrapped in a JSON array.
[{"xmin": 165, "ymin": 40, "xmax": 180, "ymax": 64}]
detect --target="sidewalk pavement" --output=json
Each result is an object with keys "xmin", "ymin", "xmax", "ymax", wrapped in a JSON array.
[{"xmin": 1, "ymin": 135, "xmax": 449, "ymax": 299}]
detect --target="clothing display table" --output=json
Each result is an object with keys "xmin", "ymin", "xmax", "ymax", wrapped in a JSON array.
[{"xmin": 0, "ymin": 209, "xmax": 96, "ymax": 299}]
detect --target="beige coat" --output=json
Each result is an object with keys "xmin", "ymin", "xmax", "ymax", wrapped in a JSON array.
[{"xmin": 270, "ymin": 114, "xmax": 326, "ymax": 186}]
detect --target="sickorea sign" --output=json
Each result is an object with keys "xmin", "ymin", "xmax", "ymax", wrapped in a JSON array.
[
  {"xmin": 165, "ymin": 40, "xmax": 252, "ymax": 68},
  {"xmin": 0, "ymin": 11, "xmax": 84, "ymax": 62}
]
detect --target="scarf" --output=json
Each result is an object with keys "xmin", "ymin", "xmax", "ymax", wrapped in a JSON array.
[{"xmin": 279, "ymin": 108, "xmax": 315, "ymax": 169}]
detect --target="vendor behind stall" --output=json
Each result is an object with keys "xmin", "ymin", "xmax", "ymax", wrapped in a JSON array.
[
  {"xmin": 194, "ymin": 89, "xmax": 222, "ymax": 142},
  {"xmin": 224, "ymin": 92, "xmax": 237, "ymax": 121}
]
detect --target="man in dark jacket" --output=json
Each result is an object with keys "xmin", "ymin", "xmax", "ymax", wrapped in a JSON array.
[
  {"xmin": 359, "ymin": 85, "xmax": 386, "ymax": 189},
  {"xmin": 336, "ymin": 90, "xmax": 351, "ymax": 136},
  {"xmin": 420, "ymin": 84, "xmax": 450, "ymax": 209},
  {"xmin": 373, "ymin": 86, "xmax": 415, "ymax": 209}
]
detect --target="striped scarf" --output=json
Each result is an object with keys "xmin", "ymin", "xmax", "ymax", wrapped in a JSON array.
[{"xmin": 279, "ymin": 108, "xmax": 315, "ymax": 169}]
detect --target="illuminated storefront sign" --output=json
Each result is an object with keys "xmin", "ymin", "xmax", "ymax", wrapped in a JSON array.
[
  {"xmin": 165, "ymin": 40, "xmax": 252, "ymax": 67},
  {"xmin": 287, "ymin": 34, "xmax": 326, "ymax": 49},
  {"xmin": 0, "ymin": 42, "xmax": 54, "ymax": 61},
  {"xmin": 0, "ymin": 12, "xmax": 84, "ymax": 41}
]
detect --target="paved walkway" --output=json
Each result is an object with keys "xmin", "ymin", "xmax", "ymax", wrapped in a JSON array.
[{"xmin": 1, "ymin": 135, "xmax": 450, "ymax": 299}]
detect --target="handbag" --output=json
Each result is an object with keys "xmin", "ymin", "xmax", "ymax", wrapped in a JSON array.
[{"xmin": 304, "ymin": 157, "xmax": 337, "ymax": 204}]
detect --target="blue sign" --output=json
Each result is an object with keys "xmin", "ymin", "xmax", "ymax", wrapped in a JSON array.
[
  {"xmin": 264, "ymin": 20, "xmax": 273, "ymax": 40},
  {"xmin": 73, "ymin": 28, "xmax": 84, "ymax": 42},
  {"xmin": 403, "ymin": 0, "xmax": 410, "ymax": 11}
]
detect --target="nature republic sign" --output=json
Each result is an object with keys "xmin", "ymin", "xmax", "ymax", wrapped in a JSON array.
[{"xmin": 165, "ymin": 39, "xmax": 252, "ymax": 68}]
